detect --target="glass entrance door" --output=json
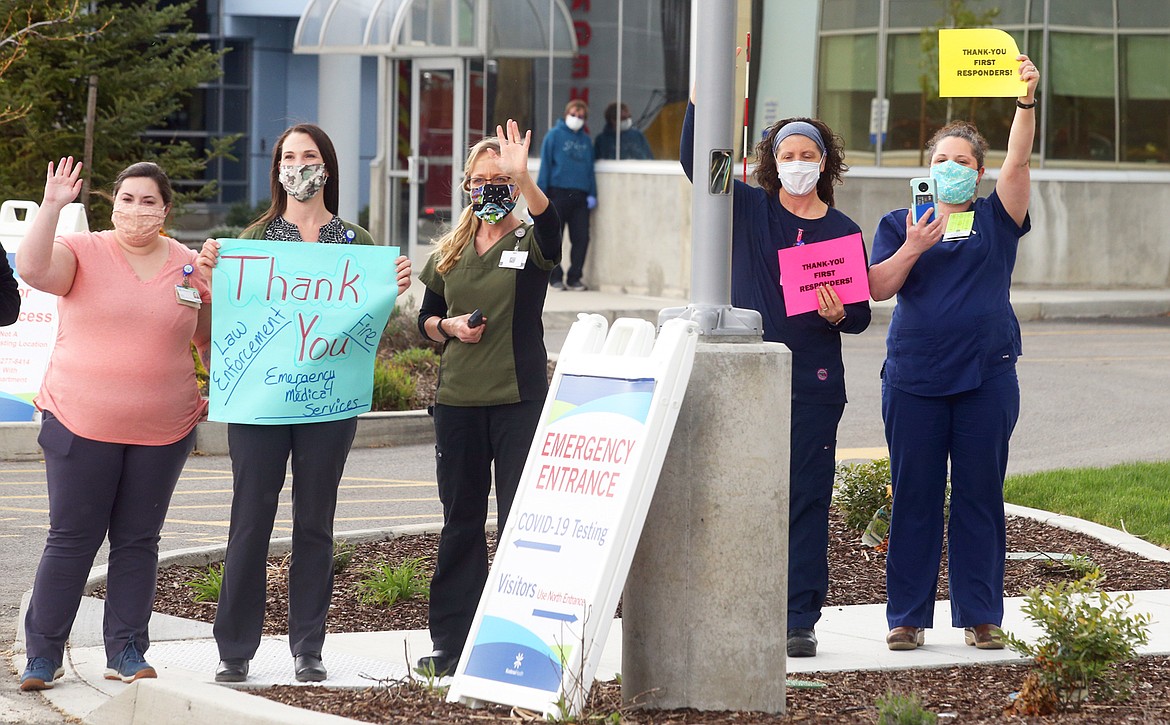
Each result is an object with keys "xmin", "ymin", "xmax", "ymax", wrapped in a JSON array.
[
  {"xmin": 410, "ymin": 60, "xmax": 461, "ymax": 250},
  {"xmin": 383, "ymin": 59, "xmax": 485, "ymax": 257}
]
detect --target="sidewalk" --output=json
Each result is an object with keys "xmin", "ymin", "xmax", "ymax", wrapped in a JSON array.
[{"xmin": 10, "ymin": 505, "xmax": 1170, "ymax": 725}]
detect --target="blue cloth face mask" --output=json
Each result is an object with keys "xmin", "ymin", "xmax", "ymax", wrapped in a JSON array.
[
  {"xmin": 470, "ymin": 183, "xmax": 517, "ymax": 224},
  {"xmin": 929, "ymin": 159, "xmax": 979, "ymax": 204}
]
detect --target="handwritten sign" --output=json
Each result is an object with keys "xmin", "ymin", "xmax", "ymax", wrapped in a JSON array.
[
  {"xmin": 939, "ymin": 28, "xmax": 1028, "ymax": 98},
  {"xmin": 777, "ymin": 232, "xmax": 869, "ymax": 316},
  {"xmin": 208, "ymin": 239, "xmax": 399, "ymax": 424}
]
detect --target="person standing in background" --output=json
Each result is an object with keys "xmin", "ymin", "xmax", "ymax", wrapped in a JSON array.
[
  {"xmin": 594, "ymin": 101, "xmax": 654, "ymax": 160},
  {"xmin": 538, "ymin": 99, "xmax": 596, "ymax": 291}
]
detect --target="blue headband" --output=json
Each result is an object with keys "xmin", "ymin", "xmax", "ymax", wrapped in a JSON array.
[{"xmin": 772, "ymin": 121, "xmax": 826, "ymax": 157}]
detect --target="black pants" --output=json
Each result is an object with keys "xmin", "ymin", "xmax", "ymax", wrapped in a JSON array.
[
  {"xmin": 546, "ymin": 187, "xmax": 591, "ymax": 286},
  {"xmin": 427, "ymin": 400, "xmax": 542, "ymax": 654},
  {"xmin": 787, "ymin": 401, "xmax": 845, "ymax": 630},
  {"xmin": 213, "ymin": 417, "xmax": 357, "ymax": 659},
  {"xmin": 25, "ymin": 411, "xmax": 194, "ymax": 665}
]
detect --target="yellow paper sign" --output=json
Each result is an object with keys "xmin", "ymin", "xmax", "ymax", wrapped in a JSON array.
[{"xmin": 938, "ymin": 28, "xmax": 1028, "ymax": 98}]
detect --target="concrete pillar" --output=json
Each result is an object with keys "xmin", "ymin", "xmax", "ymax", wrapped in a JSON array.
[
  {"xmin": 317, "ymin": 54, "xmax": 362, "ymax": 223},
  {"xmin": 623, "ymin": 341, "xmax": 790, "ymax": 713}
]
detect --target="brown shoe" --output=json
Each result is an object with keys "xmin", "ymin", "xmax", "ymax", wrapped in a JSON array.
[
  {"xmin": 886, "ymin": 626, "xmax": 925, "ymax": 651},
  {"xmin": 964, "ymin": 624, "xmax": 1005, "ymax": 650}
]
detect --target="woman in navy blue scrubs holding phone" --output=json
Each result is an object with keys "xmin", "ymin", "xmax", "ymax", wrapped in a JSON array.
[{"xmin": 869, "ymin": 55, "xmax": 1040, "ymax": 651}]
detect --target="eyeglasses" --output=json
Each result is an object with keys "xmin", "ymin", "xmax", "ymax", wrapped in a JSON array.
[{"xmin": 466, "ymin": 176, "xmax": 513, "ymax": 189}]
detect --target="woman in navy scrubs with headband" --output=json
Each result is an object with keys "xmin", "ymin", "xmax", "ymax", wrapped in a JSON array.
[
  {"xmin": 869, "ymin": 55, "xmax": 1040, "ymax": 651},
  {"xmin": 682, "ymin": 86, "xmax": 871, "ymax": 658}
]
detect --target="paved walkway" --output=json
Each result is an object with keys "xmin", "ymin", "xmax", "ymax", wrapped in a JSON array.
[
  {"xmin": 10, "ymin": 503, "xmax": 1170, "ymax": 724},
  {"xmin": 6, "ymin": 285, "xmax": 1170, "ymax": 722}
]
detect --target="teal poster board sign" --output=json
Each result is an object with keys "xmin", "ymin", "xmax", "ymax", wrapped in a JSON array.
[{"xmin": 208, "ymin": 239, "xmax": 399, "ymax": 424}]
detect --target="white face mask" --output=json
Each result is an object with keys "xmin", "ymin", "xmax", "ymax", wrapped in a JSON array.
[
  {"xmin": 619, "ymin": 118, "xmax": 633, "ymax": 131},
  {"xmin": 777, "ymin": 159, "xmax": 822, "ymax": 197},
  {"xmin": 565, "ymin": 115, "xmax": 585, "ymax": 132}
]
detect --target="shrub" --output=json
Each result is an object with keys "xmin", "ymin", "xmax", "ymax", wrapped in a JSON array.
[
  {"xmin": 371, "ymin": 358, "xmax": 416, "ymax": 411},
  {"xmin": 356, "ymin": 558, "xmax": 430, "ymax": 607},
  {"xmin": 875, "ymin": 690, "xmax": 937, "ymax": 724},
  {"xmin": 834, "ymin": 458, "xmax": 891, "ymax": 532},
  {"xmin": 185, "ymin": 563, "xmax": 224, "ymax": 603},
  {"xmin": 1005, "ymin": 570, "xmax": 1151, "ymax": 714}
]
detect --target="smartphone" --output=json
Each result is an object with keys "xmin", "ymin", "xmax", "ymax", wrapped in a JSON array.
[
  {"xmin": 467, "ymin": 308, "xmax": 484, "ymax": 328},
  {"xmin": 909, "ymin": 176, "xmax": 936, "ymax": 224}
]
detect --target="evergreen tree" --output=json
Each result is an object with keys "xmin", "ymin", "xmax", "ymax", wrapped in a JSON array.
[{"xmin": 0, "ymin": 0, "xmax": 226, "ymax": 224}]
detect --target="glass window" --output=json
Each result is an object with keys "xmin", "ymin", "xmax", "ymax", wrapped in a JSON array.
[
  {"xmin": 884, "ymin": 32, "xmax": 943, "ymax": 164},
  {"xmin": 1121, "ymin": 35, "xmax": 1170, "ymax": 164},
  {"xmin": 821, "ymin": 0, "xmax": 878, "ymax": 30},
  {"xmin": 1119, "ymin": 0, "xmax": 1170, "ymax": 27},
  {"xmin": 818, "ymin": 33, "xmax": 877, "ymax": 162},
  {"xmin": 1049, "ymin": 1, "xmax": 1113, "ymax": 27},
  {"xmin": 1047, "ymin": 32, "xmax": 1116, "ymax": 162}
]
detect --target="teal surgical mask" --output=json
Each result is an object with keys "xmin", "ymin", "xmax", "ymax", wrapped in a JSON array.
[{"xmin": 929, "ymin": 160, "xmax": 979, "ymax": 204}]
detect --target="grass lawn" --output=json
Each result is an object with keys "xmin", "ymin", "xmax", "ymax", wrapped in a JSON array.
[{"xmin": 1005, "ymin": 461, "xmax": 1170, "ymax": 548}]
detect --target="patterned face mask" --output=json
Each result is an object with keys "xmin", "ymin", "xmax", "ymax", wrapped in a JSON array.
[
  {"xmin": 280, "ymin": 163, "xmax": 328, "ymax": 202},
  {"xmin": 470, "ymin": 182, "xmax": 518, "ymax": 224},
  {"xmin": 929, "ymin": 159, "xmax": 979, "ymax": 204},
  {"xmin": 111, "ymin": 202, "xmax": 167, "ymax": 244}
]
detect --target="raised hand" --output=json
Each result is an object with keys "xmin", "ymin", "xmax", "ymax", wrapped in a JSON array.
[
  {"xmin": 43, "ymin": 157, "xmax": 83, "ymax": 210},
  {"xmin": 493, "ymin": 119, "xmax": 532, "ymax": 181},
  {"xmin": 1016, "ymin": 54, "xmax": 1040, "ymax": 98}
]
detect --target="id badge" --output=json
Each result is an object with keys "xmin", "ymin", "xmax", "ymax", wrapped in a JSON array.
[
  {"xmin": 499, "ymin": 250, "xmax": 528, "ymax": 269},
  {"xmin": 175, "ymin": 284, "xmax": 202, "ymax": 308}
]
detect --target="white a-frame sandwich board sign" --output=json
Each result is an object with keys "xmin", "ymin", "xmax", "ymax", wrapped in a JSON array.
[{"xmin": 446, "ymin": 314, "xmax": 699, "ymax": 718}]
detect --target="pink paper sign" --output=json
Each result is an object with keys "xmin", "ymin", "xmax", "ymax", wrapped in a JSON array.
[{"xmin": 777, "ymin": 232, "xmax": 870, "ymax": 316}]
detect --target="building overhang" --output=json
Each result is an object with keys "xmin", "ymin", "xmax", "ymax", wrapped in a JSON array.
[{"xmin": 294, "ymin": 0, "xmax": 578, "ymax": 58}]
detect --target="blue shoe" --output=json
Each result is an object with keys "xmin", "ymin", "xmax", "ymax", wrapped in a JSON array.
[
  {"xmin": 20, "ymin": 657, "xmax": 64, "ymax": 691},
  {"xmin": 104, "ymin": 639, "xmax": 157, "ymax": 683}
]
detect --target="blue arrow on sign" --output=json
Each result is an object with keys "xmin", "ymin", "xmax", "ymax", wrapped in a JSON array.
[
  {"xmin": 513, "ymin": 539, "xmax": 561, "ymax": 552},
  {"xmin": 532, "ymin": 609, "xmax": 578, "ymax": 623}
]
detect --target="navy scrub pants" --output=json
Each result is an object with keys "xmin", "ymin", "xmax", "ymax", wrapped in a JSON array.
[
  {"xmin": 24, "ymin": 411, "xmax": 194, "ymax": 665},
  {"xmin": 427, "ymin": 400, "xmax": 542, "ymax": 654},
  {"xmin": 882, "ymin": 369, "xmax": 1020, "ymax": 630},
  {"xmin": 213, "ymin": 417, "xmax": 357, "ymax": 660},
  {"xmin": 546, "ymin": 187, "xmax": 591, "ymax": 287},
  {"xmin": 787, "ymin": 401, "xmax": 846, "ymax": 631}
]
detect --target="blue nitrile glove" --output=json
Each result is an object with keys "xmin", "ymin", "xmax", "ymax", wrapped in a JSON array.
[{"xmin": 587, "ymin": 195, "xmax": 597, "ymax": 210}]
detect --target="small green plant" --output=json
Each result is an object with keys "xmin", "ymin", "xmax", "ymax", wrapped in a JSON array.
[
  {"xmin": 1005, "ymin": 570, "xmax": 1151, "ymax": 714},
  {"xmin": 333, "ymin": 540, "xmax": 356, "ymax": 574},
  {"xmin": 875, "ymin": 690, "xmax": 937, "ymax": 724},
  {"xmin": 185, "ymin": 563, "xmax": 224, "ymax": 603},
  {"xmin": 1037, "ymin": 552, "xmax": 1099, "ymax": 579},
  {"xmin": 356, "ymin": 558, "xmax": 430, "ymax": 607},
  {"xmin": 371, "ymin": 358, "xmax": 416, "ymax": 411},
  {"xmin": 834, "ymin": 458, "xmax": 891, "ymax": 532}
]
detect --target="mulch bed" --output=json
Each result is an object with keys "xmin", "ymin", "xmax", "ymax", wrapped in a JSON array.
[{"xmin": 104, "ymin": 509, "xmax": 1170, "ymax": 723}]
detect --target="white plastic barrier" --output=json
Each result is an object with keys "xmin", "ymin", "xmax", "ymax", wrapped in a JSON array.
[
  {"xmin": 0, "ymin": 200, "xmax": 89, "ymax": 421},
  {"xmin": 447, "ymin": 314, "xmax": 700, "ymax": 718}
]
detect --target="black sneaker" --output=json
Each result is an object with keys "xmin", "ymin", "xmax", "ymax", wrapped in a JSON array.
[
  {"xmin": 787, "ymin": 627, "xmax": 817, "ymax": 657},
  {"xmin": 415, "ymin": 649, "xmax": 460, "ymax": 677},
  {"xmin": 550, "ymin": 280, "xmax": 565, "ymax": 290}
]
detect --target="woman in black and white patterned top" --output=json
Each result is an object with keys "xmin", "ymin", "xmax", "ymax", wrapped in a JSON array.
[{"xmin": 196, "ymin": 123, "xmax": 411, "ymax": 685}]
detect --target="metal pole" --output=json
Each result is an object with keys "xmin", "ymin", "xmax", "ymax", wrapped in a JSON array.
[{"xmin": 658, "ymin": 2, "xmax": 760, "ymax": 337}]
